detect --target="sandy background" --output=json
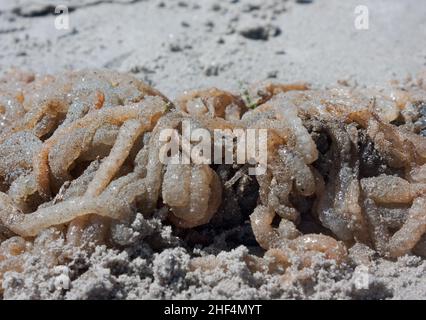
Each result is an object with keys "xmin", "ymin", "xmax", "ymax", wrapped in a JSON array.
[
  {"xmin": 1, "ymin": 0, "xmax": 426, "ymax": 97},
  {"xmin": 0, "ymin": 0, "xmax": 426, "ymax": 300}
]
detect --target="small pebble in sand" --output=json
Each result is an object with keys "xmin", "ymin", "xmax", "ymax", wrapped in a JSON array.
[
  {"xmin": 169, "ymin": 43, "xmax": 182, "ymax": 52},
  {"xmin": 239, "ymin": 23, "xmax": 281, "ymax": 40}
]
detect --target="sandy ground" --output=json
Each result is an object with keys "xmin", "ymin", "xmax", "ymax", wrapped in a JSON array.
[
  {"xmin": 1, "ymin": 0, "xmax": 426, "ymax": 300},
  {"xmin": 1, "ymin": 0, "xmax": 426, "ymax": 97}
]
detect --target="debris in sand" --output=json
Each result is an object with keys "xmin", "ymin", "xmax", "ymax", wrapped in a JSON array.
[{"xmin": 238, "ymin": 23, "xmax": 281, "ymax": 40}]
